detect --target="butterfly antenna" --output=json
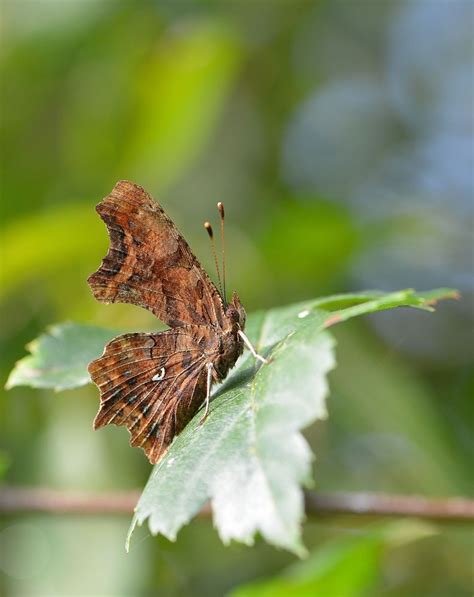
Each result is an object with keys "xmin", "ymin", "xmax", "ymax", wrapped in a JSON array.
[
  {"xmin": 217, "ymin": 202, "xmax": 227, "ymax": 303},
  {"xmin": 204, "ymin": 221, "xmax": 224, "ymax": 300}
]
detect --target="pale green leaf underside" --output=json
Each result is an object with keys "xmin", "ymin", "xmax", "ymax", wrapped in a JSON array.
[
  {"xmin": 131, "ymin": 307, "xmax": 336, "ymax": 556},
  {"xmin": 5, "ymin": 288, "xmax": 457, "ymax": 554},
  {"xmin": 128, "ymin": 288, "xmax": 457, "ymax": 554}
]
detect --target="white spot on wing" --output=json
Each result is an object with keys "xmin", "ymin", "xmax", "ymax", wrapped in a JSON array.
[
  {"xmin": 152, "ymin": 367, "xmax": 165, "ymax": 381},
  {"xmin": 298, "ymin": 309, "xmax": 310, "ymax": 319}
]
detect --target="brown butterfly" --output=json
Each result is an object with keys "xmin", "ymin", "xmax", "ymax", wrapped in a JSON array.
[{"xmin": 87, "ymin": 181, "xmax": 267, "ymax": 464}]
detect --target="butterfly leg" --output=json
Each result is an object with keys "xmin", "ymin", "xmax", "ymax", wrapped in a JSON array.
[
  {"xmin": 199, "ymin": 362, "xmax": 214, "ymax": 425},
  {"xmin": 238, "ymin": 330, "xmax": 268, "ymax": 365}
]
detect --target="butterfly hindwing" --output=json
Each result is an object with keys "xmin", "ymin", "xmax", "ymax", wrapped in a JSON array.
[
  {"xmin": 88, "ymin": 328, "xmax": 215, "ymax": 464},
  {"xmin": 87, "ymin": 180, "xmax": 225, "ymax": 328}
]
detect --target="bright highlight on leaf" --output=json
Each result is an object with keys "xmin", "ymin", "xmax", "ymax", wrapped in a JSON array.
[{"xmin": 6, "ymin": 288, "xmax": 458, "ymax": 554}]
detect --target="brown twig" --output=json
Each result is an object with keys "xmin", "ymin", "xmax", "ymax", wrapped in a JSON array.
[
  {"xmin": 0, "ymin": 487, "xmax": 142, "ymax": 515},
  {"xmin": 304, "ymin": 492, "xmax": 474, "ymax": 522},
  {"xmin": 0, "ymin": 486, "xmax": 473, "ymax": 522}
]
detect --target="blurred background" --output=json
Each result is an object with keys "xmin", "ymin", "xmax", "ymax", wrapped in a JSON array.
[{"xmin": 1, "ymin": 0, "xmax": 473, "ymax": 595}]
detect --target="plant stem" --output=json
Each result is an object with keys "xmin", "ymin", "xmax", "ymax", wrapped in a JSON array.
[{"xmin": 0, "ymin": 487, "xmax": 473, "ymax": 522}]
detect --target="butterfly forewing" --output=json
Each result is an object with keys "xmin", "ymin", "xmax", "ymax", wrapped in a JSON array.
[
  {"xmin": 88, "ymin": 328, "xmax": 215, "ymax": 464},
  {"xmin": 87, "ymin": 180, "xmax": 225, "ymax": 328}
]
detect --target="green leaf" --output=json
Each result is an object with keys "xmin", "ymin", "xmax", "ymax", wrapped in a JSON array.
[
  {"xmin": 228, "ymin": 520, "xmax": 435, "ymax": 597},
  {"xmin": 5, "ymin": 323, "xmax": 117, "ymax": 391},
  {"xmin": 128, "ymin": 288, "xmax": 456, "ymax": 554},
  {"xmin": 130, "ymin": 309, "xmax": 335, "ymax": 557},
  {"xmin": 5, "ymin": 288, "xmax": 457, "ymax": 553}
]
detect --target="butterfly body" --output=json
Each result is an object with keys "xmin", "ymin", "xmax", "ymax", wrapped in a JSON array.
[
  {"xmin": 88, "ymin": 181, "xmax": 250, "ymax": 464},
  {"xmin": 213, "ymin": 297, "xmax": 247, "ymax": 380}
]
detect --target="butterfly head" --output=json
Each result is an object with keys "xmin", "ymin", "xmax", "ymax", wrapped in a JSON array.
[{"xmin": 226, "ymin": 291, "xmax": 246, "ymax": 329}]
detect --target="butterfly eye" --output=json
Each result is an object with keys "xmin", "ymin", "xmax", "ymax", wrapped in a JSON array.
[
  {"xmin": 225, "ymin": 306, "xmax": 239, "ymax": 323},
  {"xmin": 152, "ymin": 367, "xmax": 166, "ymax": 381}
]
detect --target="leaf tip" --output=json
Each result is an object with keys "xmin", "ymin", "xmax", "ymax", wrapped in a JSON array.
[
  {"xmin": 425, "ymin": 289, "xmax": 460, "ymax": 306},
  {"xmin": 323, "ymin": 313, "xmax": 342, "ymax": 328},
  {"xmin": 4, "ymin": 376, "xmax": 14, "ymax": 391},
  {"xmin": 292, "ymin": 539, "xmax": 309, "ymax": 559},
  {"xmin": 125, "ymin": 515, "xmax": 139, "ymax": 552}
]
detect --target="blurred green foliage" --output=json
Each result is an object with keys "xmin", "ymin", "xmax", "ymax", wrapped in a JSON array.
[
  {"xmin": 1, "ymin": 1, "xmax": 472, "ymax": 596},
  {"xmin": 230, "ymin": 521, "xmax": 435, "ymax": 597}
]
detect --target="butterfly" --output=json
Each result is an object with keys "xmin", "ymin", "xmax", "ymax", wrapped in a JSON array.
[{"xmin": 87, "ymin": 180, "xmax": 267, "ymax": 464}]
